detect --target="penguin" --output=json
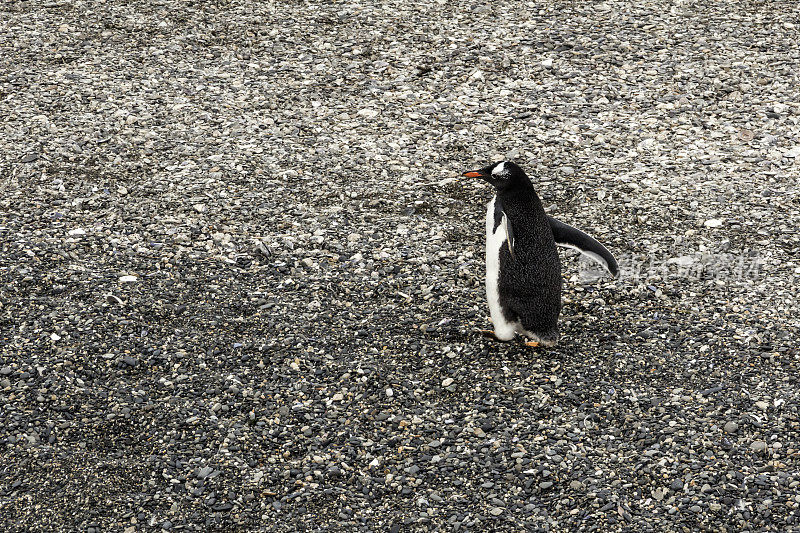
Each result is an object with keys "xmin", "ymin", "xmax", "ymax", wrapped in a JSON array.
[{"xmin": 462, "ymin": 161, "xmax": 618, "ymax": 347}]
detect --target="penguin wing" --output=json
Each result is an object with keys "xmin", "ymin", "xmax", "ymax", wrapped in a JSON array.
[
  {"xmin": 547, "ymin": 216, "xmax": 619, "ymax": 277},
  {"xmin": 494, "ymin": 198, "xmax": 515, "ymax": 259},
  {"xmin": 502, "ymin": 214, "xmax": 515, "ymax": 259}
]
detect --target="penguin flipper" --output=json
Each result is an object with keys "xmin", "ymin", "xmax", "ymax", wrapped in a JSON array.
[
  {"xmin": 501, "ymin": 214, "xmax": 515, "ymax": 259},
  {"xmin": 494, "ymin": 197, "xmax": 515, "ymax": 258},
  {"xmin": 547, "ymin": 216, "xmax": 619, "ymax": 277}
]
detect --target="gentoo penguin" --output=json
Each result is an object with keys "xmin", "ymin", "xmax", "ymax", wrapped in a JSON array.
[{"xmin": 462, "ymin": 161, "xmax": 618, "ymax": 347}]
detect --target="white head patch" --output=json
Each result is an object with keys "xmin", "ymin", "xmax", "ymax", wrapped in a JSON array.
[{"xmin": 492, "ymin": 162, "xmax": 507, "ymax": 177}]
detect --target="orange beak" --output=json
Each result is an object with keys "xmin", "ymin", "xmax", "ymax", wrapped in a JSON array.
[{"xmin": 462, "ymin": 170, "xmax": 486, "ymax": 178}]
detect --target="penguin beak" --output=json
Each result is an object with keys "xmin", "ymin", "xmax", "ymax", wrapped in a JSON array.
[{"xmin": 462, "ymin": 169, "xmax": 488, "ymax": 179}]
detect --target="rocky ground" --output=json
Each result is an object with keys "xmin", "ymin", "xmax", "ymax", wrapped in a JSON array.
[{"xmin": 2, "ymin": 0, "xmax": 800, "ymax": 531}]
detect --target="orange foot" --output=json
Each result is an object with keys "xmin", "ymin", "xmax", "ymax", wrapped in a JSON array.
[
  {"xmin": 477, "ymin": 329, "xmax": 498, "ymax": 340},
  {"xmin": 524, "ymin": 341, "xmax": 541, "ymax": 348}
]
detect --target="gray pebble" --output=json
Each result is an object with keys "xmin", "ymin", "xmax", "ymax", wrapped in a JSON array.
[
  {"xmin": 724, "ymin": 421, "xmax": 739, "ymax": 433},
  {"xmin": 196, "ymin": 466, "xmax": 213, "ymax": 479}
]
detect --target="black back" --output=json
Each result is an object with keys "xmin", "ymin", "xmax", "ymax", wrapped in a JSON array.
[{"xmin": 495, "ymin": 171, "xmax": 561, "ymax": 342}]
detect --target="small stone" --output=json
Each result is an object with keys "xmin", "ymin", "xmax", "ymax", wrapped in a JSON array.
[
  {"xmin": 50, "ymin": 333, "xmax": 61, "ymax": 341},
  {"xmin": 541, "ymin": 58, "xmax": 553, "ymax": 68},
  {"xmin": 670, "ymin": 479, "xmax": 683, "ymax": 491},
  {"xmin": 724, "ymin": 421, "xmax": 739, "ymax": 433},
  {"xmin": 704, "ymin": 219, "xmax": 723, "ymax": 228},
  {"xmin": 441, "ymin": 378, "xmax": 454, "ymax": 387},
  {"xmin": 68, "ymin": 228, "xmax": 86, "ymax": 236},
  {"xmin": 750, "ymin": 440, "xmax": 768, "ymax": 453},
  {"xmin": 785, "ymin": 146, "xmax": 800, "ymax": 158},
  {"xmin": 193, "ymin": 203, "xmax": 207, "ymax": 213},
  {"xmin": 385, "ymin": 388, "xmax": 394, "ymax": 398},
  {"xmin": 106, "ymin": 294, "xmax": 124, "ymax": 305},
  {"xmin": 569, "ymin": 480, "xmax": 584, "ymax": 490},
  {"xmin": 119, "ymin": 275, "xmax": 138, "ymax": 283},
  {"xmin": 332, "ymin": 392, "xmax": 344, "ymax": 401},
  {"xmin": 539, "ymin": 481, "xmax": 553, "ymax": 490},
  {"xmin": 473, "ymin": 427, "xmax": 486, "ymax": 438},
  {"xmin": 357, "ymin": 108, "xmax": 379, "ymax": 118},
  {"xmin": 123, "ymin": 356, "xmax": 138, "ymax": 367},
  {"xmin": 489, "ymin": 507, "xmax": 503, "ymax": 516},
  {"xmin": 755, "ymin": 401, "xmax": 769, "ymax": 411},
  {"xmin": 21, "ymin": 153, "xmax": 39, "ymax": 163}
]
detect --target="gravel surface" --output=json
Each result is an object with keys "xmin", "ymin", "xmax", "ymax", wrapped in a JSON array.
[{"xmin": 2, "ymin": 1, "xmax": 800, "ymax": 531}]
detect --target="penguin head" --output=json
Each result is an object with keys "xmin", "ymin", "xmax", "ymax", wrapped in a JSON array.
[{"xmin": 462, "ymin": 161, "xmax": 531, "ymax": 191}]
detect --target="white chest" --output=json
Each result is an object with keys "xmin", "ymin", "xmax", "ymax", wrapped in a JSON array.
[
  {"xmin": 485, "ymin": 196, "xmax": 518, "ymax": 339},
  {"xmin": 485, "ymin": 196, "xmax": 505, "ymax": 289}
]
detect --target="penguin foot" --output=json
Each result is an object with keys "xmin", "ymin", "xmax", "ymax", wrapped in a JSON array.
[
  {"xmin": 477, "ymin": 329, "xmax": 499, "ymax": 340},
  {"xmin": 524, "ymin": 341, "xmax": 541, "ymax": 348}
]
